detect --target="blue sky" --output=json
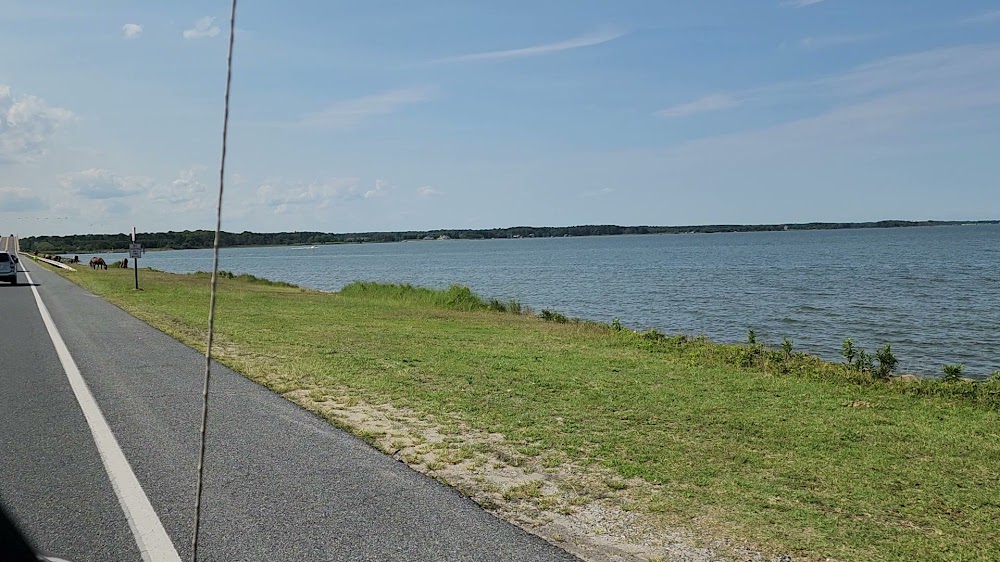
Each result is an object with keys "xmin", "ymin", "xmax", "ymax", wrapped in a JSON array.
[{"xmin": 1, "ymin": 1, "xmax": 998, "ymax": 236}]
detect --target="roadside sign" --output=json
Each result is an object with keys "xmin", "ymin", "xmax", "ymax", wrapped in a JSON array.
[{"xmin": 129, "ymin": 243, "xmax": 142, "ymax": 259}]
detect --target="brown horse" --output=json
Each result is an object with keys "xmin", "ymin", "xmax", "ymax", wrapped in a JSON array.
[{"xmin": 89, "ymin": 257, "xmax": 108, "ymax": 270}]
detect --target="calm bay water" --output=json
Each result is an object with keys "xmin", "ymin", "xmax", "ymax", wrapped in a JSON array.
[{"xmin": 98, "ymin": 225, "xmax": 999, "ymax": 379}]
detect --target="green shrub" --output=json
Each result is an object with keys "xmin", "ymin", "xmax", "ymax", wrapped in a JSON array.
[
  {"xmin": 747, "ymin": 328, "xmax": 756, "ymax": 345},
  {"xmin": 782, "ymin": 338, "xmax": 793, "ymax": 357},
  {"xmin": 841, "ymin": 338, "xmax": 888, "ymax": 377},
  {"xmin": 841, "ymin": 338, "xmax": 856, "ymax": 365},
  {"xmin": 942, "ymin": 364, "xmax": 964, "ymax": 382},
  {"xmin": 853, "ymin": 349, "xmax": 874, "ymax": 374},
  {"xmin": 611, "ymin": 317, "xmax": 623, "ymax": 332},
  {"xmin": 874, "ymin": 344, "xmax": 898, "ymax": 380}
]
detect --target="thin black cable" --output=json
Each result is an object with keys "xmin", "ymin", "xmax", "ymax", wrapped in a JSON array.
[{"xmin": 191, "ymin": 1, "xmax": 237, "ymax": 560}]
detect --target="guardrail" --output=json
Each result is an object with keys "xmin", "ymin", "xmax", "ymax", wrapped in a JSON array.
[{"xmin": 26, "ymin": 254, "xmax": 77, "ymax": 271}]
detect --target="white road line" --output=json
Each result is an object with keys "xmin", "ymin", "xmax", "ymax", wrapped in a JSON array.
[{"xmin": 22, "ymin": 266, "xmax": 182, "ymax": 562}]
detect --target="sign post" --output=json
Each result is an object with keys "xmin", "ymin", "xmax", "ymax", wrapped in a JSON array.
[{"xmin": 129, "ymin": 226, "xmax": 141, "ymax": 290}]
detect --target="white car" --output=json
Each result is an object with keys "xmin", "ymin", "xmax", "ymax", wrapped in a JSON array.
[{"xmin": 0, "ymin": 252, "xmax": 18, "ymax": 284}]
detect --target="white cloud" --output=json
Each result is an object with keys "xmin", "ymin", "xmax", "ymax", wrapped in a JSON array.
[
  {"xmin": 656, "ymin": 94, "xmax": 737, "ymax": 119},
  {"xmin": 781, "ymin": 0, "xmax": 825, "ymax": 7},
  {"xmin": 432, "ymin": 29, "xmax": 625, "ymax": 64},
  {"xmin": 963, "ymin": 9, "xmax": 1000, "ymax": 24},
  {"xmin": 416, "ymin": 186, "xmax": 442, "ymax": 197},
  {"xmin": 0, "ymin": 187, "xmax": 46, "ymax": 212},
  {"xmin": 0, "ymin": 85, "xmax": 75, "ymax": 164},
  {"xmin": 183, "ymin": 17, "xmax": 220, "ymax": 40},
  {"xmin": 122, "ymin": 23, "xmax": 142, "ymax": 39},
  {"xmin": 60, "ymin": 168, "xmax": 152, "ymax": 199},
  {"xmin": 297, "ymin": 87, "xmax": 434, "ymax": 129}
]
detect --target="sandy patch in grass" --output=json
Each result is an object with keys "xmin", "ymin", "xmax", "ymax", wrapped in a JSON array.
[{"xmin": 285, "ymin": 387, "xmax": 792, "ymax": 562}]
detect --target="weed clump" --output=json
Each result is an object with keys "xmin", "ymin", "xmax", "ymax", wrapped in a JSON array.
[
  {"xmin": 942, "ymin": 364, "xmax": 964, "ymax": 382},
  {"xmin": 488, "ymin": 298, "xmax": 523, "ymax": 314},
  {"xmin": 211, "ymin": 270, "xmax": 298, "ymax": 288},
  {"xmin": 539, "ymin": 309, "xmax": 569, "ymax": 323},
  {"xmin": 840, "ymin": 338, "xmax": 896, "ymax": 379}
]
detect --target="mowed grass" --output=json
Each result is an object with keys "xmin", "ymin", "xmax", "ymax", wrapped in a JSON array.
[{"xmin": 52, "ymin": 264, "xmax": 1000, "ymax": 561}]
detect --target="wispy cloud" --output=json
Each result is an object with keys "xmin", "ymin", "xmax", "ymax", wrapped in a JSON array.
[
  {"xmin": 149, "ymin": 168, "xmax": 210, "ymax": 210},
  {"xmin": 364, "ymin": 179, "xmax": 389, "ymax": 199},
  {"xmin": 296, "ymin": 87, "xmax": 434, "ymax": 129},
  {"xmin": 256, "ymin": 178, "xmax": 360, "ymax": 214},
  {"xmin": 183, "ymin": 16, "xmax": 220, "ymax": 39},
  {"xmin": 122, "ymin": 23, "xmax": 142, "ymax": 40},
  {"xmin": 432, "ymin": 29, "xmax": 625, "ymax": 64},
  {"xmin": 817, "ymin": 45, "xmax": 1000, "ymax": 97},
  {"xmin": 797, "ymin": 33, "xmax": 872, "ymax": 50},
  {"xmin": 781, "ymin": 0, "xmax": 825, "ymax": 7},
  {"xmin": 962, "ymin": 9, "xmax": 1000, "ymax": 25},
  {"xmin": 657, "ymin": 44, "xmax": 1000, "ymax": 121},
  {"xmin": 416, "ymin": 186, "xmax": 442, "ymax": 197},
  {"xmin": 656, "ymin": 94, "xmax": 737, "ymax": 119},
  {"xmin": 657, "ymin": 44, "xmax": 1000, "ymax": 163},
  {"xmin": 581, "ymin": 187, "xmax": 616, "ymax": 198}
]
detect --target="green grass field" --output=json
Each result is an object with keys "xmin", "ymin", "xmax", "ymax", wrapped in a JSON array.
[{"xmin": 47, "ymin": 262, "xmax": 1000, "ymax": 561}]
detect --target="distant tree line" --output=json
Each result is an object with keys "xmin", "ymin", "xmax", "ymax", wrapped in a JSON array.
[{"xmin": 20, "ymin": 220, "xmax": 998, "ymax": 253}]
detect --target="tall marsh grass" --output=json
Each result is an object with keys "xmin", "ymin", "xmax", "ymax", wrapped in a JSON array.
[{"xmin": 339, "ymin": 281, "xmax": 524, "ymax": 314}]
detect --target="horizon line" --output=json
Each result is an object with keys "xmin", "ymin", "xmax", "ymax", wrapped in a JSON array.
[{"xmin": 17, "ymin": 218, "xmax": 1000, "ymax": 239}]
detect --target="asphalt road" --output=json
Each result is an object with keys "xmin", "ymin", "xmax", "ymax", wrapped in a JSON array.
[{"xmin": 0, "ymin": 243, "xmax": 578, "ymax": 562}]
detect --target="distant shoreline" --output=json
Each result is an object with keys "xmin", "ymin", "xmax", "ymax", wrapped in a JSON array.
[{"xmin": 22, "ymin": 219, "xmax": 1000, "ymax": 253}]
